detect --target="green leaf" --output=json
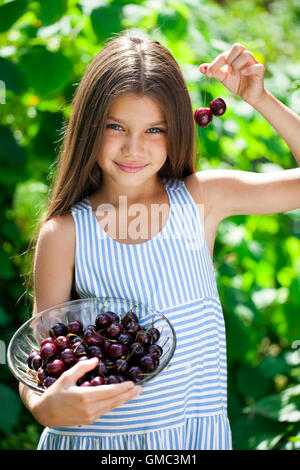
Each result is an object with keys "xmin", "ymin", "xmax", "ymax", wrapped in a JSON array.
[
  {"xmin": 19, "ymin": 46, "xmax": 73, "ymax": 98},
  {"xmin": 0, "ymin": 0, "xmax": 28, "ymax": 33},
  {"xmin": 0, "ymin": 126, "xmax": 26, "ymax": 165},
  {"xmin": 37, "ymin": 0, "xmax": 68, "ymax": 26},
  {"xmin": 247, "ymin": 385, "xmax": 300, "ymax": 422},
  {"xmin": 0, "ymin": 384, "xmax": 22, "ymax": 433},
  {"xmin": 90, "ymin": 5, "xmax": 122, "ymax": 43},
  {"xmin": 0, "ymin": 57, "xmax": 26, "ymax": 94}
]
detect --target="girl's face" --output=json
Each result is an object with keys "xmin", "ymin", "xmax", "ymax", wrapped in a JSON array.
[{"xmin": 97, "ymin": 93, "xmax": 168, "ymax": 190}]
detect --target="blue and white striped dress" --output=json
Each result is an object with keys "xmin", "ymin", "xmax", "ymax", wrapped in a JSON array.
[{"xmin": 38, "ymin": 177, "xmax": 232, "ymax": 450}]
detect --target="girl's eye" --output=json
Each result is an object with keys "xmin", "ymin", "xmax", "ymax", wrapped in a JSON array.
[
  {"xmin": 148, "ymin": 127, "xmax": 164, "ymax": 134},
  {"xmin": 106, "ymin": 124, "xmax": 165, "ymax": 134}
]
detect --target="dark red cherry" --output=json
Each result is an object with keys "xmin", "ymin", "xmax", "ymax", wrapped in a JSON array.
[
  {"xmin": 194, "ymin": 107, "xmax": 212, "ymax": 127},
  {"xmin": 108, "ymin": 343, "xmax": 127, "ymax": 360},
  {"xmin": 209, "ymin": 97, "xmax": 226, "ymax": 116},
  {"xmin": 49, "ymin": 322, "xmax": 68, "ymax": 339},
  {"xmin": 83, "ymin": 327, "xmax": 103, "ymax": 346},
  {"xmin": 139, "ymin": 354, "xmax": 157, "ymax": 372},
  {"xmin": 135, "ymin": 330, "xmax": 151, "ymax": 346},
  {"xmin": 118, "ymin": 333, "xmax": 134, "ymax": 346},
  {"xmin": 105, "ymin": 311, "xmax": 120, "ymax": 323},
  {"xmin": 32, "ymin": 354, "xmax": 43, "ymax": 371},
  {"xmin": 67, "ymin": 320, "xmax": 83, "ymax": 335},
  {"xmin": 60, "ymin": 348, "xmax": 77, "ymax": 366},
  {"xmin": 95, "ymin": 313, "xmax": 113, "ymax": 329},
  {"xmin": 80, "ymin": 381, "xmax": 92, "ymax": 387},
  {"xmin": 45, "ymin": 359, "xmax": 66, "ymax": 377},
  {"xmin": 148, "ymin": 327, "xmax": 160, "ymax": 343},
  {"xmin": 128, "ymin": 366, "xmax": 144, "ymax": 383},
  {"xmin": 40, "ymin": 337, "xmax": 55, "ymax": 347},
  {"xmin": 37, "ymin": 369, "xmax": 47, "ymax": 387},
  {"xmin": 130, "ymin": 342, "xmax": 145, "ymax": 358},
  {"xmin": 107, "ymin": 322, "xmax": 124, "ymax": 339},
  {"xmin": 27, "ymin": 351, "xmax": 39, "ymax": 369},
  {"xmin": 87, "ymin": 345, "xmax": 105, "ymax": 359},
  {"xmin": 115, "ymin": 359, "xmax": 129, "ymax": 375},
  {"xmin": 148, "ymin": 344, "xmax": 163, "ymax": 358},
  {"xmin": 54, "ymin": 336, "xmax": 71, "ymax": 352},
  {"xmin": 40, "ymin": 343, "xmax": 58, "ymax": 361},
  {"xmin": 43, "ymin": 376, "xmax": 57, "ymax": 388},
  {"xmin": 90, "ymin": 376, "xmax": 104, "ymax": 386}
]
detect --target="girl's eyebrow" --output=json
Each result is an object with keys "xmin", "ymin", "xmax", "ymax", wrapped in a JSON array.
[{"xmin": 107, "ymin": 115, "xmax": 167, "ymax": 126}]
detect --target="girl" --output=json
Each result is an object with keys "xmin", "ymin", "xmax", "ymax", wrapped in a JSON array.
[{"xmin": 19, "ymin": 31, "xmax": 300, "ymax": 451}]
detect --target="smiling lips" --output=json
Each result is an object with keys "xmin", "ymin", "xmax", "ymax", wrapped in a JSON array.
[{"xmin": 115, "ymin": 162, "xmax": 148, "ymax": 173}]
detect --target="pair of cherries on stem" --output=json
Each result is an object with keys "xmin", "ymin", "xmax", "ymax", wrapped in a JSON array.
[{"xmin": 194, "ymin": 97, "xmax": 226, "ymax": 128}]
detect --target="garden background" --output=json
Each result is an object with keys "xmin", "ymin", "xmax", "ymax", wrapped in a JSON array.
[{"xmin": 0, "ymin": 0, "xmax": 299, "ymax": 450}]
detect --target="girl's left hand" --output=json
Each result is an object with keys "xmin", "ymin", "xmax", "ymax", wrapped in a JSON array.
[{"xmin": 199, "ymin": 43, "xmax": 266, "ymax": 107}]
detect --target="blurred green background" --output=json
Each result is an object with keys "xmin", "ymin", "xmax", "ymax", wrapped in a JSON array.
[{"xmin": 0, "ymin": 0, "xmax": 300, "ymax": 450}]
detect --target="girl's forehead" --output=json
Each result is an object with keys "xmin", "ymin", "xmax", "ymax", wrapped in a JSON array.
[{"xmin": 108, "ymin": 94, "xmax": 165, "ymax": 119}]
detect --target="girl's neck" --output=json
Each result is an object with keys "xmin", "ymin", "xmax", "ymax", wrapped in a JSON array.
[{"xmin": 95, "ymin": 175, "xmax": 165, "ymax": 208}]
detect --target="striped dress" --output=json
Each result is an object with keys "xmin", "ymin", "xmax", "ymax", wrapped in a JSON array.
[{"xmin": 38, "ymin": 177, "xmax": 232, "ymax": 450}]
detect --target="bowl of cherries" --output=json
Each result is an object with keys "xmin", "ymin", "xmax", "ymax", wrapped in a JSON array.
[{"xmin": 7, "ymin": 296, "xmax": 177, "ymax": 393}]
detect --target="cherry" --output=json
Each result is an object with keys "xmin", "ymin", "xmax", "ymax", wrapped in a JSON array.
[
  {"xmin": 135, "ymin": 330, "xmax": 151, "ymax": 346},
  {"xmin": 209, "ymin": 97, "xmax": 226, "ymax": 116},
  {"xmin": 87, "ymin": 345, "xmax": 105, "ymax": 359},
  {"xmin": 54, "ymin": 335, "xmax": 71, "ymax": 352},
  {"xmin": 67, "ymin": 320, "xmax": 83, "ymax": 335},
  {"xmin": 60, "ymin": 348, "xmax": 77, "ymax": 366},
  {"xmin": 43, "ymin": 376, "xmax": 57, "ymax": 388},
  {"xmin": 107, "ymin": 322, "xmax": 124, "ymax": 339},
  {"xmin": 148, "ymin": 327, "xmax": 160, "ymax": 343},
  {"xmin": 80, "ymin": 381, "xmax": 92, "ymax": 387},
  {"xmin": 108, "ymin": 343, "xmax": 127, "ymax": 360},
  {"xmin": 40, "ymin": 343, "xmax": 58, "ymax": 361},
  {"xmin": 105, "ymin": 311, "xmax": 120, "ymax": 323},
  {"xmin": 115, "ymin": 358, "xmax": 129, "ymax": 375},
  {"xmin": 139, "ymin": 354, "xmax": 157, "ymax": 372},
  {"xmin": 27, "ymin": 351, "xmax": 39, "ymax": 369},
  {"xmin": 37, "ymin": 369, "xmax": 47, "ymax": 387},
  {"xmin": 118, "ymin": 332, "xmax": 134, "ymax": 346},
  {"xmin": 32, "ymin": 354, "xmax": 43, "ymax": 371},
  {"xmin": 148, "ymin": 344, "xmax": 163, "ymax": 358},
  {"xmin": 45, "ymin": 359, "xmax": 66, "ymax": 377},
  {"xmin": 49, "ymin": 322, "xmax": 68, "ymax": 339},
  {"xmin": 194, "ymin": 107, "xmax": 212, "ymax": 127},
  {"xmin": 83, "ymin": 327, "xmax": 103, "ymax": 346},
  {"xmin": 90, "ymin": 376, "xmax": 104, "ymax": 386},
  {"xmin": 130, "ymin": 342, "xmax": 145, "ymax": 358},
  {"xmin": 94, "ymin": 361, "xmax": 108, "ymax": 377},
  {"xmin": 128, "ymin": 366, "xmax": 144, "ymax": 383},
  {"xmin": 95, "ymin": 313, "xmax": 113, "ymax": 329},
  {"xmin": 40, "ymin": 337, "xmax": 55, "ymax": 347}
]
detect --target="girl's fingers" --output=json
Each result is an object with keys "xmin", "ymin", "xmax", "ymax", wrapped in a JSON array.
[
  {"xmin": 230, "ymin": 51, "xmax": 257, "ymax": 72},
  {"xmin": 224, "ymin": 43, "xmax": 246, "ymax": 65},
  {"xmin": 199, "ymin": 61, "xmax": 228, "ymax": 82},
  {"xmin": 241, "ymin": 63, "xmax": 265, "ymax": 77},
  {"xmin": 88, "ymin": 384, "xmax": 143, "ymax": 421},
  {"xmin": 62, "ymin": 357, "xmax": 99, "ymax": 385}
]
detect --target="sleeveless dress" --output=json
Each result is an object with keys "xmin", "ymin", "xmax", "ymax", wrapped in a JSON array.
[{"xmin": 37, "ymin": 177, "xmax": 232, "ymax": 450}]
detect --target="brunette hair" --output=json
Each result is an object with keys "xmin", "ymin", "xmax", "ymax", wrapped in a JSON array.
[{"xmin": 23, "ymin": 29, "xmax": 197, "ymax": 308}]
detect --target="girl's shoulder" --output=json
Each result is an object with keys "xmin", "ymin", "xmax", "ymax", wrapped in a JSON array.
[{"xmin": 38, "ymin": 213, "xmax": 75, "ymax": 266}]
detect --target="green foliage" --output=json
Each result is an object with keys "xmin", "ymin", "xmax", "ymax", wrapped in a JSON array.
[{"xmin": 0, "ymin": 0, "xmax": 299, "ymax": 450}]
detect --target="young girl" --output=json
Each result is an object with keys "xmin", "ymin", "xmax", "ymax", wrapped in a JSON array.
[{"xmin": 19, "ymin": 31, "xmax": 300, "ymax": 451}]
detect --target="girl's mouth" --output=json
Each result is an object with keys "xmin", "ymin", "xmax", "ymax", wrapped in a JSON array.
[{"xmin": 114, "ymin": 162, "xmax": 148, "ymax": 173}]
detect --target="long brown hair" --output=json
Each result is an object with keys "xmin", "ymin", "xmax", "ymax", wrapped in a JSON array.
[{"xmin": 23, "ymin": 29, "xmax": 197, "ymax": 309}]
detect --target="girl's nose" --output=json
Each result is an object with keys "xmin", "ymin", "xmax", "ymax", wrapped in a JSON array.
[{"xmin": 123, "ymin": 134, "xmax": 144, "ymax": 154}]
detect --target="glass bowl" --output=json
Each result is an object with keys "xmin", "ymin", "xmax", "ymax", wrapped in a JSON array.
[{"xmin": 7, "ymin": 296, "xmax": 177, "ymax": 394}]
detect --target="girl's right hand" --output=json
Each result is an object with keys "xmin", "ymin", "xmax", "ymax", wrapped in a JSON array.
[{"xmin": 30, "ymin": 357, "xmax": 143, "ymax": 427}]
